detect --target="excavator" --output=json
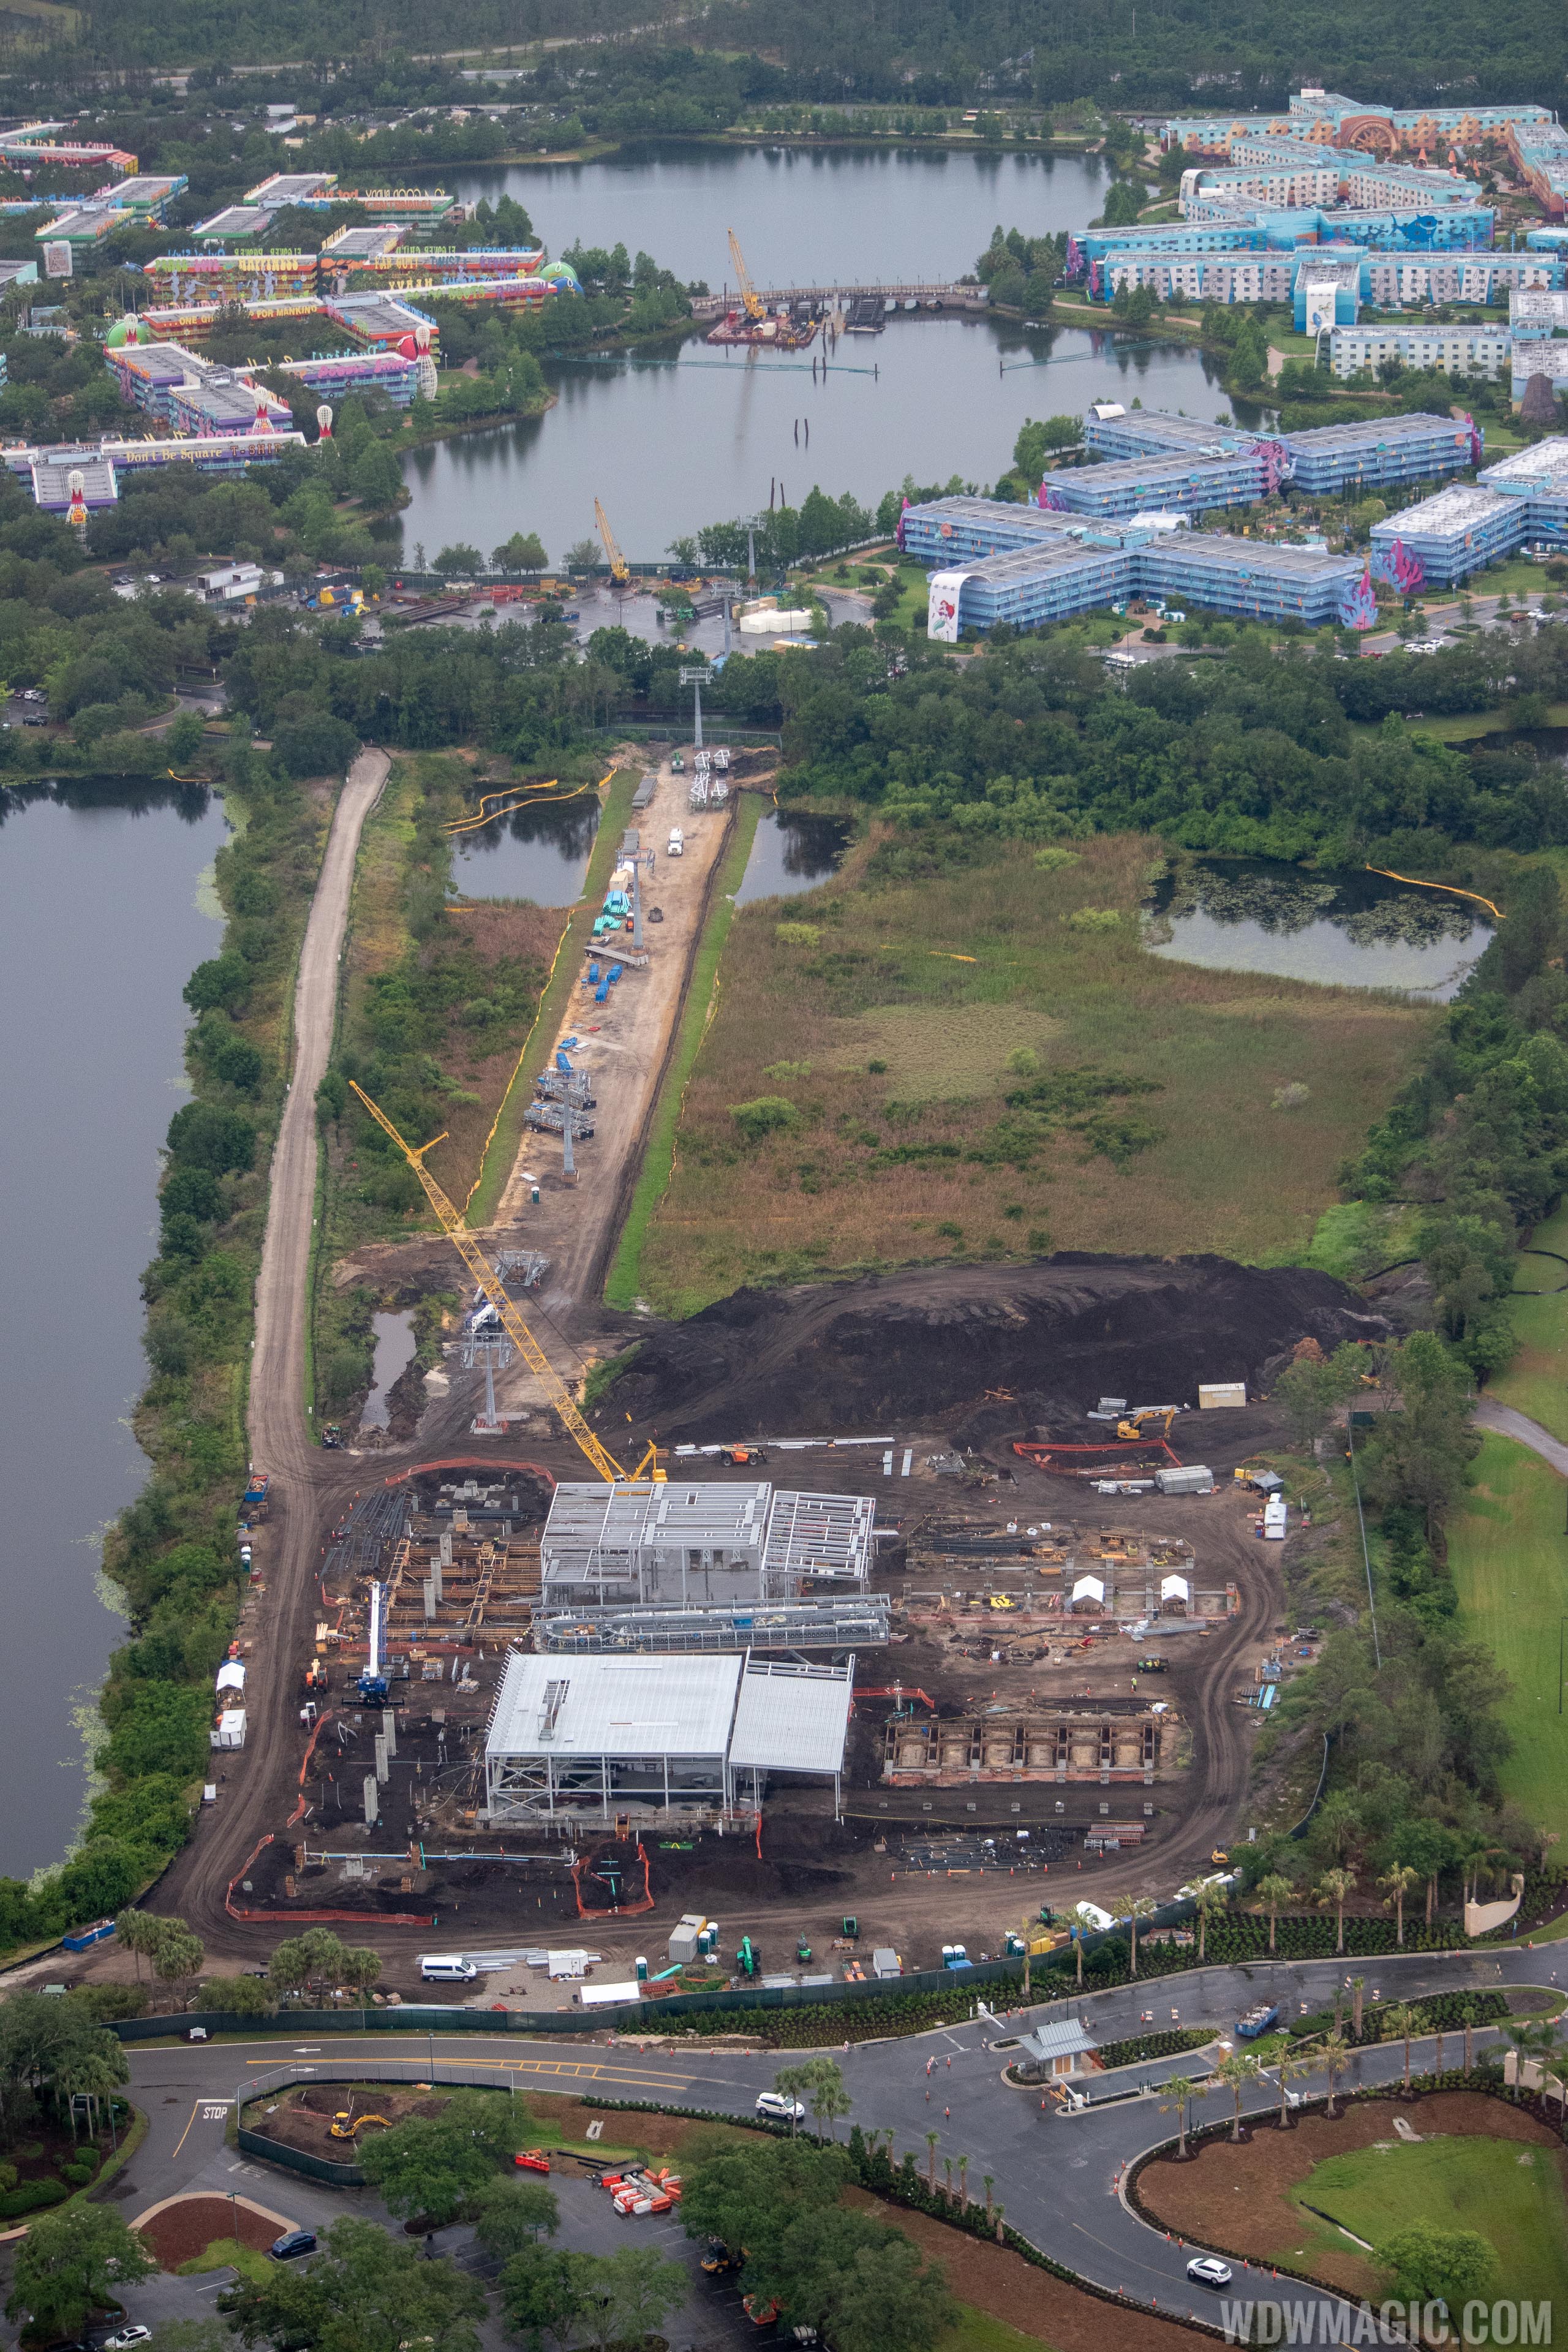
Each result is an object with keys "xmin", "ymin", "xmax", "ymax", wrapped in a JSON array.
[
  {"xmin": 349, "ymin": 1083, "xmax": 663, "ymax": 1487},
  {"xmin": 1114, "ymin": 1405, "xmax": 1182, "ymax": 1442},
  {"xmin": 330, "ymin": 2111, "xmax": 393, "ymax": 2139}
]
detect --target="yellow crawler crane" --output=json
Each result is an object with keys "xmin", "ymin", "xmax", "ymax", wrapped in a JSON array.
[
  {"xmin": 728, "ymin": 225, "xmax": 764, "ymax": 321},
  {"xmin": 594, "ymin": 494, "xmax": 630, "ymax": 586},
  {"xmin": 349, "ymin": 1082, "xmax": 662, "ymax": 1485}
]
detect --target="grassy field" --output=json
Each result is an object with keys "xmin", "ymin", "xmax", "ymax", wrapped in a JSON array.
[
  {"xmin": 940, "ymin": 2312, "xmax": 1057, "ymax": 2352},
  {"xmin": 1289, "ymin": 2136, "xmax": 1568, "ymax": 2316},
  {"xmin": 632, "ymin": 830, "xmax": 1438, "ymax": 1314},
  {"xmin": 1487, "ymin": 1200, "xmax": 1568, "ymax": 1442},
  {"xmin": 1446, "ymin": 1433, "xmax": 1568, "ymax": 1841}
]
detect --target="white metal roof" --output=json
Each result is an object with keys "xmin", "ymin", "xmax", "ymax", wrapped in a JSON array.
[
  {"xmin": 729, "ymin": 1660, "xmax": 853, "ymax": 1775},
  {"xmin": 1020, "ymin": 2018, "xmax": 1098, "ymax": 2062},
  {"xmin": 1072, "ymin": 1575, "xmax": 1106, "ymax": 1603},
  {"xmin": 1160, "ymin": 1574, "xmax": 1190, "ymax": 1600},
  {"xmin": 1482, "ymin": 435, "xmax": 1568, "ymax": 484},
  {"xmin": 544, "ymin": 1479, "xmax": 771, "ymax": 1555},
  {"xmin": 486, "ymin": 1649, "xmax": 741, "ymax": 1760}
]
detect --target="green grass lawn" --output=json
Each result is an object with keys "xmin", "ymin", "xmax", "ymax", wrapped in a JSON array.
[
  {"xmin": 940, "ymin": 2311, "xmax": 1057, "ymax": 2352},
  {"xmin": 1446, "ymin": 1432, "xmax": 1568, "ymax": 1841},
  {"xmin": 1288, "ymin": 2136, "xmax": 1568, "ymax": 2318},
  {"xmin": 1489, "ymin": 1200, "xmax": 1568, "ymax": 1442},
  {"xmin": 177, "ymin": 2238, "xmax": 273, "ymax": 2284}
]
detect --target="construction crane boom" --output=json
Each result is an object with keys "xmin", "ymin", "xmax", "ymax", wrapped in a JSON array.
[
  {"xmin": 348, "ymin": 1081, "xmax": 656, "ymax": 1487},
  {"xmin": 594, "ymin": 495, "xmax": 630, "ymax": 585},
  {"xmin": 727, "ymin": 226, "xmax": 764, "ymax": 321}
]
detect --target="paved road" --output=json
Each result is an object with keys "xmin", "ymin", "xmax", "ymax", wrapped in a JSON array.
[
  {"xmin": 1473, "ymin": 1397, "xmax": 1568, "ymax": 1476},
  {"xmin": 156, "ymin": 748, "xmax": 390, "ymax": 1947},
  {"xmin": 91, "ymin": 1947, "xmax": 1566, "ymax": 2350}
]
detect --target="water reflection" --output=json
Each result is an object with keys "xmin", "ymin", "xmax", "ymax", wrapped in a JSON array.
[
  {"xmin": 361, "ymin": 1311, "xmax": 417, "ymax": 1430},
  {"xmin": 736, "ymin": 809, "xmax": 850, "ymax": 903},
  {"xmin": 1145, "ymin": 861, "xmax": 1490, "ymax": 1000},
  {"xmin": 450, "ymin": 793, "xmax": 601, "ymax": 905},
  {"xmin": 0, "ymin": 785, "xmax": 228, "ymax": 1874}
]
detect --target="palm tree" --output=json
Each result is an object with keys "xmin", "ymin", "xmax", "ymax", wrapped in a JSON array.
[
  {"xmin": 1193, "ymin": 1879, "xmax": 1228, "ymax": 1962},
  {"xmin": 1321, "ymin": 2034, "xmax": 1350, "ymax": 2119},
  {"xmin": 925, "ymin": 2129, "xmax": 939, "ymax": 2192},
  {"xmin": 1378, "ymin": 1864, "xmax": 1420, "ymax": 1949},
  {"xmin": 773, "ymin": 2064, "xmax": 811, "ymax": 2139},
  {"xmin": 942, "ymin": 2156, "xmax": 954, "ymax": 2206},
  {"xmin": 1161, "ymin": 2073, "xmax": 1197, "ymax": 2158},
  {"xmin": 1253, "ymin": 1873, "xmax": 1295, "ymax": 1956},
  {"xmin": 1433, "ymin": 2024, "xmax": 1446, "ymax": 2082},
  {"xmin": 1384, "ymin": 2002, "xmax": 1417, "ymax": 2095},
  {"xmin": 1315, "ymin": 1867, "xmax": 1357, "ymax": 1956},
  {"xmin": 957, "ymin": 2155, "xmax": 970, "ymax": 2209},
  {"xmin": 1126, "ymin": 1895, "xmax": 1156, "ymax": 1978},
  {"xmin": 1216, "ymin": 2049, "xmax": 1259, "ymax": 2143},
  {"xmin": 1502, "ymin": 2021, "xmax": 1548, "ymax": 2102},
  {"xmin": 1071, "ymin": 1904, "xmax": 1101, "ymax": 1988},
  {"xmin": 1265, "ymin": 2037, "xmax": 1307, "ymax": 2129},
  {"xmin": 982, "ymin": 2173, "xmax": 995, "ymax": 2222},
  {"xmin": 1350, "ymin": 1977, "xmax": 1366, "ymax": 2041}
]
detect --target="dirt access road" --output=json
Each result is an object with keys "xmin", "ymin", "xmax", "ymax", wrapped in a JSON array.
[{"xmin": 158, "ymin": 748, "xmax": 389, "ymax": 1942}]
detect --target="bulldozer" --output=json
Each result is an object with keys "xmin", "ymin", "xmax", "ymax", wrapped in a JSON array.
[{"xmin": 1115, "ymin": 1406, "xmax": 1181, "ymax": 1442}]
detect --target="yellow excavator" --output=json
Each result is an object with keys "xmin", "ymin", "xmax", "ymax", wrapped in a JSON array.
[
  {"xmin": 349, "ymin": 1082, "xmax": 663, "ymax": 1486},
  {"xmin": 1115, "ymin": 1406, "xmax": 1182, "ymax": 1442},
  {"xmin": 330, "ymin": 2111, "xmax": 394, "ymax": 2139}
]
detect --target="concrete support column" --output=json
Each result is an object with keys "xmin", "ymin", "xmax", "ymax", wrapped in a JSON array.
[
  {"xmin": 382, "ymin": 1708, "xmax": 398, "ymax": 1758},
  {"xmin": 374, "ymin": 1732, "xmax": 389, "ymax": 1784},
  {"xmin": 363, "ymin": 1774, "xmax": 379, "ymax": 1826}
]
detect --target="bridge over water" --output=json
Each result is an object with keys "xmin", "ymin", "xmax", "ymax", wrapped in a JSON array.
[{"xmin": 689, "ymin": 281, "xmax": 989, "ymax": 318}]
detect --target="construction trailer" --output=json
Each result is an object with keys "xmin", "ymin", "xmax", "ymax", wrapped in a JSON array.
[
  {"xmin": 482, "ymin": 1648, "xmax": 854, "ymax": 1825},
  {"xmin": 882, "ymin": 1700, "xmax": 1185, "ymax": 1785},
  {"xmin": 538, "ymin": 1480, "xmax": 874, "ymax": 1610}
]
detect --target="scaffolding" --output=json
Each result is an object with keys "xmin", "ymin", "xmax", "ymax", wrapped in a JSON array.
[{"xmin": 535, "ymin": 1593, "xmax": 890, "ymax": 1653}]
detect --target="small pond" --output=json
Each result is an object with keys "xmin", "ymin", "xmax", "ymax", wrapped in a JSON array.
[
  {"xmin": 449, "ymin": 793, "xmax": 602, "ymax": 905},
  {"xmin": 735, "ymin": 809, "xmax": 851, "ymax": 905},
  {"xmin": 1145, "ymin": 861, "xmax": 1492, "ymax": 1001},
  {"xmin": 360, "ymin": 1310, "xmax": 417, "ymax": 1431}
]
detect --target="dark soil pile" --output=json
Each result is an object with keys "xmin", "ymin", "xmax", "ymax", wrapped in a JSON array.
[
  {"xmin": 138, "ymin": 2195, "xmax": 282, "ymax": 2269},
  {"xmin": 605, "ymin": 1256, "xmax": 1385, "ymax": 1441}
]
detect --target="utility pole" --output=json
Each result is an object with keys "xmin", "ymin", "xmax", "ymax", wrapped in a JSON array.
[
  {"xmin": 562, "ymin": 1099, "xmax": 576, "ymax": 1182},
  {"xmin": 746, "ymin": 524, "xmax": 756, "ymax": 583}
]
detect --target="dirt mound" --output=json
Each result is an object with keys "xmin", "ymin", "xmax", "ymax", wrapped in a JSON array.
[
  {"xmin": 606, "ymin": 1256, "xmax": 1384, "ymax": 1442},
  {"xmin": 138, "ymin": 2195, "xmax": 283, "ymax": 2269}
]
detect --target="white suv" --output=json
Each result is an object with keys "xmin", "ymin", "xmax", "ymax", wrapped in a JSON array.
[{"xmin": 755, "ymin": 2091, "xmax": 806, "ymax": 2122}]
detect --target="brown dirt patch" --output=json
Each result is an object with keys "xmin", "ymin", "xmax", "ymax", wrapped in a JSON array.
[
  {"xmin": 843, "ymin": 2186, "xmax": 1197, "ymax": 2351},
  {"xmin": 138, "ymin": 2196, "xmax": 281, "ymax": 2270},
  {"xmin": 1136, "ymin": 2090, "xmax": 1560, "ymax": 2296}
]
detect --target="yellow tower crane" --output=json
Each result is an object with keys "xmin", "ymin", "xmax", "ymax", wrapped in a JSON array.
[
  {"xmin": 594, "ymin": 495, "xmax": 630, "ymax": 586},
  {"xmin": 348, "ymin": 1082, "xmax": 662, "ymax": 1487},
  {"xmin": 727, "ymin": 225, "xmax": 765, "ymax": 322}
]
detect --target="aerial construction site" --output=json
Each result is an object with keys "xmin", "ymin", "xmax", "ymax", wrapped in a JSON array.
[{"xmin": 79, "ymin": 743, "xmax": 1392, "ymax": 2010}]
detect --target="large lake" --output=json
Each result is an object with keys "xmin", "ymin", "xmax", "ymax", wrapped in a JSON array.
[
  {"xmin": 402, "ymin": 143, "xmax": 1237, "ymax": 567},
  {"xmin": 0, "ymin": 785, "xmax": 227, "ymax": 1878}
]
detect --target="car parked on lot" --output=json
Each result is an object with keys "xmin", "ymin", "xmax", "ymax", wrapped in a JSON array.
[
  {"xmin": 270, "ymin": 2230, "xmax": 318, "ymax": 2261},
  {"xmin": 99, "ymin": 2326, "xmax": 153, "ymax": 2350}
]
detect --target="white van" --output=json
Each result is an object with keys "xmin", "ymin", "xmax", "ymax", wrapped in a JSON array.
[{"xmin": 419, "ymin": 1954, "xmax": 478, "ymax": 1983}]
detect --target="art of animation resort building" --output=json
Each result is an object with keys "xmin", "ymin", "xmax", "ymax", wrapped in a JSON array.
[
  {"xmin": 907, "ymin": 499, "xmax": 1366, "ymax": 637},
  {"xmin": 1370, "ymin": 439, "xmax": 1568, "ymax": 586},
  {"xmin": 1079, "ymin": 406, "xmax": 1481, "ymax": 496}
]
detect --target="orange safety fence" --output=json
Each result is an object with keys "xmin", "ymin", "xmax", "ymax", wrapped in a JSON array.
[
  {"xmin": 224, "ymin": 1831, "xmax": 435, "ymax": 1928},
  {"xmin": 573, "ymin": 1841, "xmax": 654, "ymax": 1918},
  {"xmin": 287, "ymin": 1709, "xmax": 336, "ymax": 1828},
  {"xmin": 383, "ymin": 1457, "xmax": 557, "ymax": 1488}
]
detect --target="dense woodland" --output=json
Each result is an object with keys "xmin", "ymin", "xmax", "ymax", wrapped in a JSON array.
[{"xmin": 4, "ymin": 0, "xmax": 1557, "ymax": 114}]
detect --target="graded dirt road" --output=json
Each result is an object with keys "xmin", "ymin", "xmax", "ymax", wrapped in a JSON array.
[{"xmin": 159, "ymin": 748, "xmax": 389, "ymax": 1943}]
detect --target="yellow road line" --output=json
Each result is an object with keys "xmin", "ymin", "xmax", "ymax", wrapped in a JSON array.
[{"xmin": 170, "ymin": 2101, "xmax": 203, "ymax": 2158}]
